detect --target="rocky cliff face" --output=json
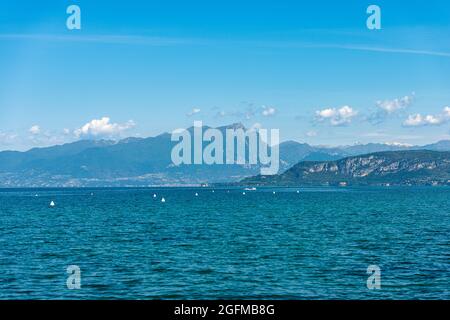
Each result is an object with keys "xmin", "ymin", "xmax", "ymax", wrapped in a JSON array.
[{"xmin": 241, "ymin": 150, "xmax": 450, "ymax": 186}]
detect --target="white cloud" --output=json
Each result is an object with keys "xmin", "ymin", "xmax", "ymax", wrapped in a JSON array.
[
  {"xmin": 0, "ymin": 132, "xmax": 18, "ymax": 142},
  {"xmin": 249, "ymin": 122, "xmax": 262, "ymax": 131},
  {"xmin": 362, "ymin": 132, "xmax": 389, "ymax": 138},
  {"xmin": 317, "ymin": 108, "xmax": 336, "ymax": 118},
  {"xmin": 1, "ymin": 129, "xmax": 73, "ymax": 151},
  {"xmin": 29, "ymin": 125, "xmax": 41, "ymax": 135},
  {"xmin": 403, "ymin": 107, "xmax": 450, "ymax": 127},
  {"xmin": 423, "ymin": 115, "xmax": 443, "ymax": 125},
  {"xmin": 306, "ymin": 130, "xmax": 317, "ymax": 137},
  {"xmin": 74, "ymin": 117, "xmax": 135, "ymax": 138},
  {"xmin": 367, "ymin": 93, "xmax": 415, "ymax": 124},
  {"xmin": 444, "ymin": 106, "xmax": 450, "ymax": 117},
  {"xmin": 404, "ymin": 114, "xmax": 427, "ymax": 126},
  {"xmin": 384, "ymin": 142, "xmax": 413, "ymax": 147},
  {"xmin": 376, "ymin": 94, "xmax": 414, "ymax": 113},
  {"xmin": 215, "ymin": 110, "xmax": 227, "ymax": 118},
  {"xmin": 186, "ymin": 108, "xmax": 201, "ymax": 117},
  {"xmin": 261, "ymin": 106, "xmax": 277, "ymax": 117},
  {"xmin": 214, "ymin": 107, "xmax": 255, "ymax": 120},
  {"xmin": 0, "ymin": 132, "xmax": 19, "ymax": 150},
  {"xmin": 213, "ymin": 103, "xmax": 274, "ymax": 120},
  {"xmin": 316, "ymin": 105, "xmax": 357, "ymax": 126}
]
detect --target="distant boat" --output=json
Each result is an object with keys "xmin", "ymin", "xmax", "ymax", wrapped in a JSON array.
[
  {"xmin": 195, "ymin": 193, "xmax": 199, "ymax": 197},
  {"xmin": 296, "ymin": 190, "xmax": 300, "ymax": 193},
  {"xmin": 49, "ymin": 201, "xmax": 55, "ymax": 208},
  {"xmin": 212, "ymin": 190, "xmax": 215, "ymax": 193},
  {"xmin": 273, "ymin": 191, "xmax": 276, "ymax": 194},
  {"xmin": 242, "ymin": 192, "xmax": 246, "ymax": 195},
  {"xmin": 153, "ymin": 194, "xmax": 157, "ymax": 198},
  {"xmin": 161, "ymin": 197, "xmax": 166, "ymax": 203},
  {"xmin": 244, "ymin": 187, "xmax": 256, "ymax": 191}
]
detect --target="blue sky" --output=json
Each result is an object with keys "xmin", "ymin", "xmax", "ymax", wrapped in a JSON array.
[{"xmin": 1, "ymin": 0, "xmax": 450, "ymax": 150}]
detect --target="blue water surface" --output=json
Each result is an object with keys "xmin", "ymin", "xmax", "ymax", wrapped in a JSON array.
[{"xmin": 0, "ymin": 187, "xmax": 448, "ymax": 299}]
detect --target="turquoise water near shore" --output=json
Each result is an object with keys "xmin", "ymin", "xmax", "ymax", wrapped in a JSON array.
[{"xmin": 0, "ymin": 187, "xmax": 449, "ymax": 299}]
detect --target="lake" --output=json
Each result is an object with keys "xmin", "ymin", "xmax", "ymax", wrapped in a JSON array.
[{"xmin": 0, "ymin": 187, "xmax": 448, "ymax": 299}]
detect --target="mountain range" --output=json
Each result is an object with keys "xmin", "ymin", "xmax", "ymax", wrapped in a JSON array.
[
  {"xmin": 240, "ymin": 150, "xmax": 450, "ymax": 186},
  {"xmin": 1, "ymin": 123, "xmax": 450, "ymax": 187}
]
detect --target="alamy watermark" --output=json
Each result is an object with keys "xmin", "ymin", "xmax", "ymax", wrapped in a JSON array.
[
  {"xmin": 367, "ymin": 265, "xmax": 381, "ymax": 289},
  {"xmin": 366, "ymin": 5, "xmax": 381, "ymax": 30},
  {"xmin": 66, "ymin": 5, "xmax": 81, "ymax": 30},
  {"xmin": 66, "ymin": 265, "xmax": 81, "ymax": 289},
  {"xmin": 171, "ymin": 121, "xmax": 280, "ymax": 175},
  {"xmin": 64, "ymin": 5, "xmax": 381, "ymax": 32}
]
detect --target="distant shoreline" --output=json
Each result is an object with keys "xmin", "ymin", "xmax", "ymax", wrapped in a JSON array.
[{"xmin": 1, "ymin": 185, "xmax": 449, "ymax": 190}]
